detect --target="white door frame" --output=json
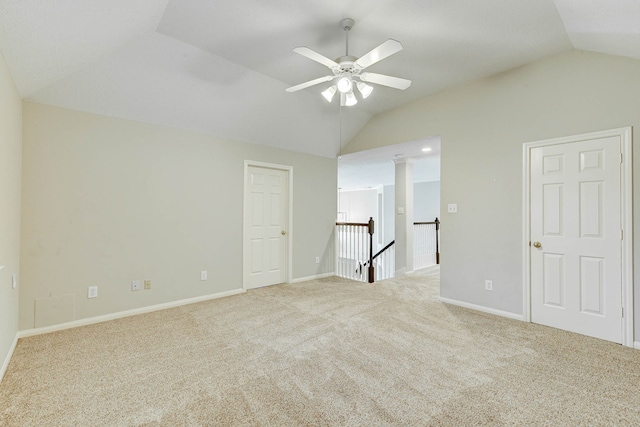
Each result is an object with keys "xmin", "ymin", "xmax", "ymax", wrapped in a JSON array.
[
  {"xmin": 243, "ymin": 160, "xmax": 293, "ymax": 290},
  {"xmin": 522, "ymin": 127, "xmax": 634, "ymax": 347}
]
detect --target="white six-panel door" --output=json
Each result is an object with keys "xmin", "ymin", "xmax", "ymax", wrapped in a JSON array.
[
  {"xmin": 245, "ymin": 165, "xmax": 288, "ymax": 289},
  {"xmin": 530, "ymin": 135, "xmax": 622, "ymax": 343}
]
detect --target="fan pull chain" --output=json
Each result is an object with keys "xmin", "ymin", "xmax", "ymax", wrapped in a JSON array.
[{"xmin": 339, "ymin": 101, "xmax": 343, "ymax": 156}]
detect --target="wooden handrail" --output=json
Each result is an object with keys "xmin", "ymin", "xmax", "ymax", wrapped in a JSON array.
[
  {"xmin": 414, "ymin": 217, "xmax": 440, "ymax": 226},
  {"xmin": 361, "ymin": 240, "xmax": 395, "ymax": 272},
  {"xmin": 372, "ymin": 240, "xmax": 395, "ymax": 262},
  {"xmin": 336, "ymin": 221, "xmax": 370, "ymax": 226}
]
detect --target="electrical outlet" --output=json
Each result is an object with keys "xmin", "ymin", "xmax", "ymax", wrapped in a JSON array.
[
  {"xmin": 144, "ymin": 280, "xmax": 151, "ymax": 290},
  {"xmin": 485, "ymin": 280, "xmax": 493, "ymax": 291},
  {"xmin": 131, "ymin": 280, "xmax": 141, "ymax": 291},
  {"xmin": 200, "ymin": 271, "xmax": 207, "ymax": 281},
  {"xmin": 88, "ymin": 286, "xmax": 98, "ymax": 298},
  {"xmin": 315, "ymin": 256, "xmax": 320, "ymax": 264}
]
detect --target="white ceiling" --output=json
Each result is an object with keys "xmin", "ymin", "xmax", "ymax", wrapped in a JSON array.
[{"xmin": 1, "ymin": 1, "xmax": 640, "ymax": 158}]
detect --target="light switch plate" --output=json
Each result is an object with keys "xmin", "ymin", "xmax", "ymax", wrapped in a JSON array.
[
  {"xmin": 131, "ymin": 280, "xmax": 140, "ymax": 291},
  {"xmin": 448, "ymin": 203, "xmax": 458, "ymax": 213}
]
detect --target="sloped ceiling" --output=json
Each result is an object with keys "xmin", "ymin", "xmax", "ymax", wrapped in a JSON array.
[{"xmin": 0, "ymin": 0, "xmax": 639, "ymax": 158}]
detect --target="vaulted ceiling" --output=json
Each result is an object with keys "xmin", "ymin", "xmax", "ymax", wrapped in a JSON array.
[{"xmin": 1, "ymin": 0, "xmax": 639, "ymax": 158}]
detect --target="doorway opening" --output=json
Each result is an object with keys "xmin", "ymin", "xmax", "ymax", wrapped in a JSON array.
[{"xmin": 337, "ymin": 136, "xmax": 441, "ymax": 280}]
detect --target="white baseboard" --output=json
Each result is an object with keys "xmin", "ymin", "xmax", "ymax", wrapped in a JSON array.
[
  {"xmin": 289, "ymin": 272, "xmax": 335, "ymax": 283},
  {"xmin": 0, "ymin": 333, "xmax": 19, "ymax": 383},
  {"xmin": 17, "ymin": 288, "xmax": 245, "ymax": 339},
  {"xmin": 439, "ymin": 297, "xmax": 524, "ymax": 321},
  {"xmin": 634, "ymin": 341, "xmax": 640, "ymax": 350},
  {"xmin": 395, "ymin": 267, "xmax": 407, "ymax": 276}
]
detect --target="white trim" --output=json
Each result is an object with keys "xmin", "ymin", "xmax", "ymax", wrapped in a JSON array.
[
  {"xmin": 522, "ymin": 141, "xmax": 532, "ymax": 323},
  {"xmin": 0, "ymin": 333, "xmax": 19, "ymax": 383},
  {"xmin": 634, "ymin": 341, "xmax": 640, "ymax": 350},
  {"xmin": 243, "ymin": 161, "xmax": 294, "ymax": 290},
  {"xmin": 395, "ymin": 267, "xmax": 407, "ymax": 276},
  {"xmin": 289, "ymin": 272, "xmax": 335, "ymax": 283},
  {"xmin": 439, "ymin": 297, "xmax": 524, "ymax": 321},
  {"xmin": 17, "ymin": 288, "xmax": 245, "ymax": 339},
  {"xmin": 522, "ymin": 127, "xmax": 634, "ymax": 347},
  {"xmin": 620, "ymin": 128, "xmax": 634, "ymax": 348}
]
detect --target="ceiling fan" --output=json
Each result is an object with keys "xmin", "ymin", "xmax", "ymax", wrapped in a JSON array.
[{"xmin": 286, "ymin": 18, "xmax": 411, "ymax": 106}]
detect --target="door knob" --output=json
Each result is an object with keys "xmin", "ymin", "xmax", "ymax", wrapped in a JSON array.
[
  {"xmin": 281, "ymin": 230, "xmax": 287, "ymax": 236},
  {"xmin": 533, "ymin": 241, "xmax": 541, "ymax": 249}
]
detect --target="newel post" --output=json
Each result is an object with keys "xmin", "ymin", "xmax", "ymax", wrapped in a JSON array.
[
  {"xmin": 368, "ymin": 217, "xmax": 375, "ymax": 283},
  {"xmin": 435, "ymin": 217, "xmax": 440, "ymax": 265}
]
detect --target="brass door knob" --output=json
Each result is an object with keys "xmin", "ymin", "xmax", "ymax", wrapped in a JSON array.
[
  {"xmin": 281, "ymin": 230, "xmax": 287, "ymax": 236},
  {"xmin": 533, "ymin": 241, "xmax": 541, "ymax": 248}
]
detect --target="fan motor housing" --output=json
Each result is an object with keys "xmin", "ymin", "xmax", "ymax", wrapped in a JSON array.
[{"xmin": 335, "ymin": 55, "xmax": 359, "ymax": 73}]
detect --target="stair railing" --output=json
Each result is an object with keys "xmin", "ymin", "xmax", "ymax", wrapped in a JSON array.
[
  {"xmin": 336, "ymin": 217, "xmax": 374, "ymax": 283},
  {"xmin": 363, "ymin": 240, "xmax": 396, "ymax": 281},
  {"xmin": 336, "ymin": 217, "xmax": 440, "ymax": 282},
  {"xmin": 413, "ymin": 218, "xmax": 440, "ymax": 270}
]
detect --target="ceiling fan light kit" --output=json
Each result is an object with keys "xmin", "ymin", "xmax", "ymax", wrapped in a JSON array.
[
  {"xmin": 356, "ymin": 81, "xmax": 373, "ymax": 99},
  {"xmin": 344, "ymin": 91, "xmax": 358, "ymax": 107},
  {"xmin": 321, "ymin": 85, "xmax": 337, "ymax": 102},
  {"xmin": 286, "ymin": 18, "xmax": 412, "ymax": 107},
  {"xmin": 337, "ymin": 75, "xmax": 353, "ymax": 93}
]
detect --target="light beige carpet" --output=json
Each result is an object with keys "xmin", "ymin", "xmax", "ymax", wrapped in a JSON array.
[{"xmin": 2, "ymin": 267, "xmax": 640, "ymax": 426}]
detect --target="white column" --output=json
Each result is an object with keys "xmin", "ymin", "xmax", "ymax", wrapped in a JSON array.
[{"xmin": 394, "ymin": 159, "xmax": 414, "ymax": 275}]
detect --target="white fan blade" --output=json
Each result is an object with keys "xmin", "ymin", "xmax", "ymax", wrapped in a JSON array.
[
  {"xmin": 293, "ymin": 47, "xmax": 339, "ymax": 69},
  {"xmin": 359, "ymin": 72, "xmax": 411, "ymax": 90},
  {"xmin": 286, "ymin": 75, "xmax": 334, "ymax": 92},
  {"xmin": 355, "ymin": 39, "xmax": 403, "ymax": 69}
]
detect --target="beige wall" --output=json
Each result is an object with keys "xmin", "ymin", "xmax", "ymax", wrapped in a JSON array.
[
  {"xmin": 0, "ymin": 52, "xmax": 22, "ymax": 373},
  {"xmin": 345, "ymin": 50, "xmax": 640, "ymax": 338},
  {"xmin": 383, "ymin": 182, "xmax": 441, "ymax": 244},
  {"xmin": 338, "ymin": 189, "xmax": 378, "ymax": 224},
  {"xmin": 414, "ymin": 181, "xmax": 440, "ymax": 223},
  {"xmin": 20, "ymin": 103, "xmax": 337, "ymax": 330}
]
